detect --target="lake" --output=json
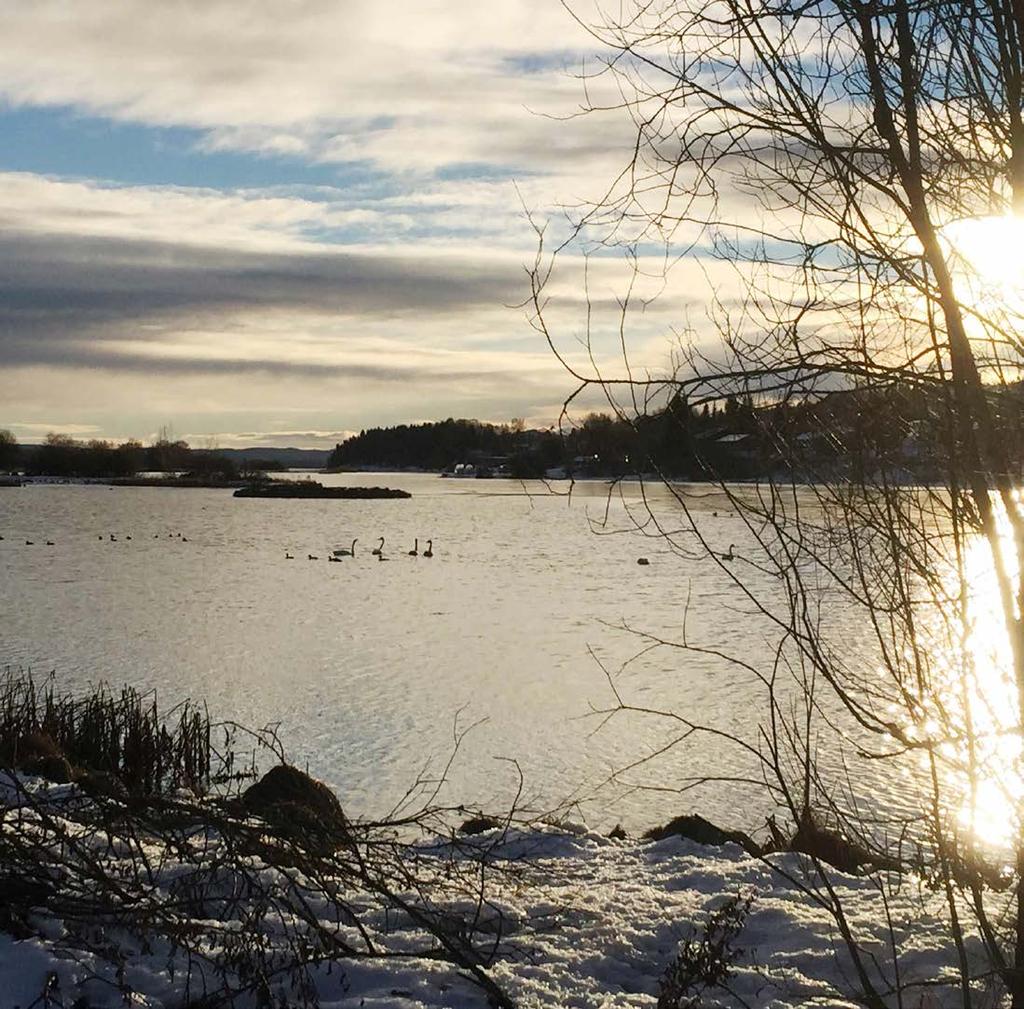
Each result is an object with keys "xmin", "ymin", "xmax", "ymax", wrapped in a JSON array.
[{"xmin": 0, "ymin": 473, "xmax": 945, "ymax": 834}]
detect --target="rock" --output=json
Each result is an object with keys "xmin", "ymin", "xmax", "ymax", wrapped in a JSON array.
[
  {"xmin": 788, "ymin": 809, "xmax": 897, "ymax": 874},
  {"xmin": 458, "ymin": 814, "xmax": 504, "ymax": 835},
  {"xmin": 21, "ymin": 754, "xmax": 74, "ymax": 784},
  {"xmin": 76, "ymin": 769, "xmax": 129, "ymax": 800},
  {"xmin": 242, "ymin": 765, "xmax": 348, "ymax": 838},
  {"xmin": 19, "ymin": 730, "xmax": 63, "ymax": 760},
  {"xmin": 643, "ymin": 814, "xmax": 760, "ymax": 855}
]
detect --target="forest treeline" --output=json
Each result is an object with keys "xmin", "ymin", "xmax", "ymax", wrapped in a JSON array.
[
  {"xmin": 6, "ymin": 379, "xmax": 1024, "ymax": 481},
  {"xmin": 328, "ymin": 382, "xmax": 1024, "ymax": 481},
  {"xmin": 0, "ymin": 432, "xmax": 283, "ymax": 479}
]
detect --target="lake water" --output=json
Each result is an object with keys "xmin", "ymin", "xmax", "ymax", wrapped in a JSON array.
[{"xmin": 0, "ymin": 474, "xmax": 925, "ymax": 833}]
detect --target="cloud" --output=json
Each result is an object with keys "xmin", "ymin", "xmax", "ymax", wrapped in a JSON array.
[
  {"xmin": 6, "ymin": 421, "xmax": 102, "ymax": 438},
  {"xmin": 0, "ymin": 3, "xmax": 741, "ymax": 444},
  {"xmin": 189, "ymin": 429, "xmax": 357, "ymax": 449},
  {"xmin": 0, "ymin": 1, "xmax": 622, "ymax": 177}
]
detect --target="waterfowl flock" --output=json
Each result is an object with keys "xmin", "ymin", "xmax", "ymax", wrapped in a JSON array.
[
  {"xmin": 4, "ymin": 528, "xmax": 436, "ymax": 563},
  {"xmin": 307, "ymin": 536, "xmax": 435, "ymax": 563}
]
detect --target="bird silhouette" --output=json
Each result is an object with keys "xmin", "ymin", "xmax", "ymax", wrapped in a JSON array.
[
  {"xmin": 371, "ymin": 537, "xmax": 385, "ymax": 556},
  {"xmin": 408, "ymin": 538, "xmax": 419, "ymax": 556},
  {"xmin": 423, "ymin": 540, "xmax": 433, "ymax": 558}
]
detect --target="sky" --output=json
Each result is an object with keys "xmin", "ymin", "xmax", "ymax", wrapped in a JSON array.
[{"xmin": 0, "ymin": 0, "xmax": 697, "ymax": 449}]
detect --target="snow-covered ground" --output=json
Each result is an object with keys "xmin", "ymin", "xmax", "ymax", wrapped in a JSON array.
[{"xmin": 0, "ymin": 771, "xmax": 981, "ymax": 1009}]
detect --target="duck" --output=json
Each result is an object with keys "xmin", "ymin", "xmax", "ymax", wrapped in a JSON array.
[
  {"xmin": 423, "ymin": 540, "xmax": 433, "ymax": 558},
  {"xmin": 377, "ymin": 552, "xmax": 390, "ymax": 562},
  {"xmin": 333, "ymin": 539, "xmax": 358, "ymax": 558},
  {"xmin": 328, "ymin": 555, "xmax": 342, "ymax": 562},
  {"xmin": 637, "ymin": 557, "xmax": 650, "ymax": 566},
  {"xmin": 285, "ymin": 552, "xmax": 294, "ymax": 559},
  {"xmin": 371, "ymin": 537, "xmax": 385, "ymax": 556},
  {"xmin": 25, "ymin": 539, "xmax": 33, "ymax": 545},
  {"xmin": 408, "ymin": 538, "xmax": 419, "ymax": 556},
  {"xmin": 45, "ymin": 540, "xmax": 54, "ymax": 546},
  {"xmin": 308, "ymin": 553, "xmax": 319, "ymax": 561}
]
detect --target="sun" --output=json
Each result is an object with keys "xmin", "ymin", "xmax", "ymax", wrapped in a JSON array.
[{"xmin": 946, "ymin": 215, "xmax": 1024, "ymax": 295}]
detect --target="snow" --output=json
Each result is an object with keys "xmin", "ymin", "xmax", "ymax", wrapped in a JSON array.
[{"xmin": 0, "ymin": 774, "xmax": 980, "ymax": 1009}]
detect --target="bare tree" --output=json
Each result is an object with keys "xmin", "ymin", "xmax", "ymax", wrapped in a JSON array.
[{"xmin": 532, "ymin": 1, "xmax": 1024, "ymax": 1004}]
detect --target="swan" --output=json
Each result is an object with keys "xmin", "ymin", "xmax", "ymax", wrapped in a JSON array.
[
  {"xmin": 371, "ymin": 537, "xmax": 385, "ymax": 556},
  {"xmin": 333, "ymin": 539, "xmax": 357, "ymax": 557},
  {"xmin": 423, "ymin": 540, "xmax": 433, "ymax": 558},
  {"xmin": 408, "ymin": 538, "xmax": 418, "ymax": 556},
  {"xmin": 719, "ymin": 544, "xmax": 736, "ymax": 562}
]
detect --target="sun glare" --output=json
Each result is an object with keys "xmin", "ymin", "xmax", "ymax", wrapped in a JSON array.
[
  {"xmin": 930, "ymin": 518, "xmax": 1022, "ymax": 852},
  {"xmin": 946, "ymin": 215, "xmax": 1024, "ymax": 300}
]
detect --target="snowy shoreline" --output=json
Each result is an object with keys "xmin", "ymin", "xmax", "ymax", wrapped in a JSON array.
[{"xmin": 1, "ymin": 769, "xmax": 971, "ymax": 1009}]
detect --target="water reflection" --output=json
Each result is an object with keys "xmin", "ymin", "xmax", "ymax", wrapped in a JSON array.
[{"xmin": 921, "ymin": 516, "xmax": 1020, "ymax": 852}]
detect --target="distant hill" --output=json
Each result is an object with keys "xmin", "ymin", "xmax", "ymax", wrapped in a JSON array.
[
  {"xmin": 214, "ymin": 447, "xmax": 330, "ymax": 469},
  {"xmin": 15, "ymin": 445, "xmax": 330, "ymax": 470}
]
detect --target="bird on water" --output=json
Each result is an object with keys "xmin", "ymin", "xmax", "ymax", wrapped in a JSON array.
[
  {"xmin": 371, "ymin": 537, "xmax": 385, "ymax": 556},
  {"xmin": 423, "ymin": 540, "xmax": 433, "ymax": 558},
  {"xmin": 408, "ymin": 538, "xmax": 418, "ymax": 556}
]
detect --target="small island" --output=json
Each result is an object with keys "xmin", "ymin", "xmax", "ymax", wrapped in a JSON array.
[{"xmin": 233, "ymin": 481, "xmax": 411, "ymax": 499}]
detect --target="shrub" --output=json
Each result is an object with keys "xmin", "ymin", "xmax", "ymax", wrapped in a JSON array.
[
  {"xmin": 0, "ymin": 670, "xmax": 212, "ymax": 795},
  {"xmin": 657, "ymin": 893, "xmax": 754, "ymax": 1008}
]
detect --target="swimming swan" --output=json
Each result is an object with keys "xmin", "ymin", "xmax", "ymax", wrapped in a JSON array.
[
  {"xmin": 423, "ymin": 540, "xmax": 433, "ymax": 558},
  {"xmin": 408, "ymin": 538, "xmax": 418, "ymax": 556},
  {"xmin": 371, "ymin": 537, "xmax": 385, "ymax": 556},
  {"xmin": 333, "ymin": 539, "xmax": 358, "ymax": 557}
]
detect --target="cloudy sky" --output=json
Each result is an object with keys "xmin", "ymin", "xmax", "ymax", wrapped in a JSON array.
[{"xmin": 0, "ymin": 1, "xmax": 698, "ymax": 448}]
